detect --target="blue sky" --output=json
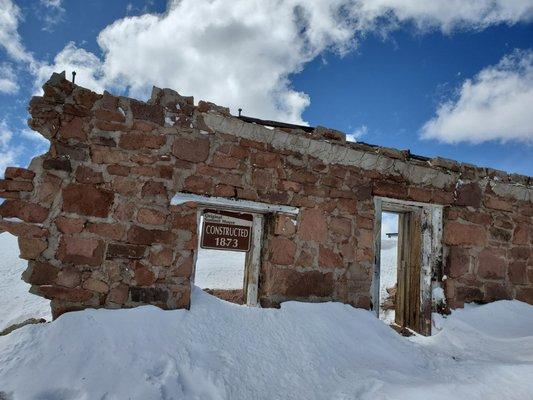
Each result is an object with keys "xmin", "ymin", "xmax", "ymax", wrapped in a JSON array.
[{"xmin": 1, "ymin": 0, "xmax": 532, "ymax": 175}]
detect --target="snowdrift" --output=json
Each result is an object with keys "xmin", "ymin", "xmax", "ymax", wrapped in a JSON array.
[
  {"xmin": 0, "ymin": 233, "xmax": 50, "ymax": 332},
  {"xmin": 1, "ymin": 287, "xmax": 532, "ymax": 400}
]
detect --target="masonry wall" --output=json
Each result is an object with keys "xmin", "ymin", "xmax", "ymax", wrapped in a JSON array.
[{"xmin": 0, "ymin": 72, "xmax": 531, "ymax": 318}]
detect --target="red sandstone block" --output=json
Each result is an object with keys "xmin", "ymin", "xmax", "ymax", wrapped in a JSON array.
[
  {"xmin": 269, "ymin": 236, "xmax": 296, "ymax": 265},
  {"xmin": 170, "ymin": 213, "xmax": 196, "ymax": 231},
  {"xmin": 57, "ymin": 236, "xmax": 105, "ymax": 266},
  {"xmin": 36, "ymin": 285, "xmax": 93, "ymax": 302},
  {"xmin": 298, "ymin": 209, "xmax": 327, "ymax": 242},
  {"xmin": 280, "ymin": 180, "xmax": 301, "ymax": 192},
  {"xmin": 274, "ymin": 214, "xmax": 296, "ymax": 237},
  {"xmin": 62, "ymin": 183, "xmax": 114, "ymax": 218},
  {"xmin": 91, "ymin": 147, "xmax": 129, "ymax": 164},
  {"xmin": 107, "ymin": 283, "xmax": 129, "ymax": 305},
  {"xmin": 82, "ymin": 278, "xmax": 109, "ymax": 294},
  {"xmin": 134, "ymin": 262, "xmax": 156, "ymax": 286},
  {"xmin": 172, "ymin": 136, "xmax": 210, "ymax": 162},
  {"xmin": 318, "ymin": 246, "xmax": 344, "ymax": 269},
  {"xmin": 443, "ymin": 221, "xmax": 487, "ymax": 246},
  {"xmin": 512, "ymin": 224, "xmax": 529, "ymax": 245},
  {"xmin": 137, "ymin": 208, "xmax": 167, "ymax": 225},
  {"xmin": 18, "ymin": 237, "xmax": 47, "ymax": 260},
  {"xmin": 483, "ymin": 283, "xmax": 511, "ymax": 302},
  {"xmin": 107, "ymin": 164, "xmax": 130, "ymax": 176},
  {"xmin": 55, "ymin": 216, "xmax": 85, "ymax": 234},
  {"xmin": 111, "ymin": 177, "xmax": 139, "ymax": 197},
  {"xmin": 75, "ymin": 166, "xmax": 104, "ymax": 184},
  {"xmin": 251, "ymin": 151, "xmax": 280, "ymax": 168},
  {"xmin": 131, "ymin": 166, "xmax": 159, "ymax": 177},
  {"xmin": 150, "ymin": 247, "xmax": 174, "ymax": 266},
  {"xmin": 373, "ymin": 181, "xmax": 408, "ymax": 198},
  {"xmin": 211, "ymin": 153, "xmax": 240, "ymax": 169},
  {"xmin": 261, "ymin": 265, "xmax": 333, "ymax": 298},
  {"xmin": 4, "ymin": 167, "xmax": 35, "ymax": 181},
  {"xmin": 455, "ymin": 182, "xmax": 482, "ymax": 207},
  {"xmin": 508, "ymin": 261, "xmax": 527, "ymax": 284},
  {"xmin": 214, "ymin": 184, "xmax": 235, "ymax": 197},
  {"xmin": 239, "ymin": 138, "xmax": 266, "ymax": 150},
  {"xmin": 408, "ymin": 187, "xmax": 432, "ymax": 203},
  {"xmin": 106, "ymin": 243, "xmax": 146, "ymax": 259},
  {"xmin": 130, "ymin": 100, "xmax": 164, "ymax": 126},
  {"xmin": 127, "ymin": 225, "xmax": 173, "ymax": 245},
  {"xmin": 59, "ymin": 116, "xmax": 86, "ymax": 140},
  {"xmin": 0, "ymin": 200, "xmax": 49, "ymax": 223},
  {"xmin": 172, "ymin": 253, "xmax": 194, "ymax": 278},
  {"xmin": 119, "ymin": 133, "xmax": 166, "ymax": 150},
  {"xmin": 94, "ymin": 108, "xmax": 125, "ymax": 123},
  {"xmin": 141, "ymin": 181, "xmax": 167, "ymax": 197},
  {"xmin": 94, "ymin": 119, "xmax": 128, "ymax": 132},
  {"xmin": 86, "ymin": 222, "xmax": 125, "ymax": 240},
  {"xmin": 0, "ymin": 219, "xmax": 48, "ymax": 238},
  {"xmin": 477, "ymin": 249, "xmax": 506, "ymax": 279},
  {"xmin": 330, "ymin": 217, "xmax": 352, "ymax": 236},
  {"xmin": 516, "ymin": 287, "xmax": 533, "ymax": 304},
  {"xmin": 446, "ymin": 246, "xmax": 470, "ymax": 278},
  {"xmin": 0, "ymin": 179, "xmax": 33, "ymax": 191},
  {"xmin": 183, "ymin": 175, "xmax": 212, "ymax": 194},
  {"xmin": 22, "ymin": 261, "xmax": 58, "ymax": 285},
  {"xmin": 0, "ymin": 190, "xmax": 20, "ymax": 199},
  {"xmin": 56, "ymin": 267, "xmax": 81, "ymax": 288},
  {"xmin": 484, "ymin": 196, "xmax": 513, "ymax": 212}
]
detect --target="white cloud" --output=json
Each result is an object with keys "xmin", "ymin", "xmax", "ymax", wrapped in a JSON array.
[
  {"xmin": 0, "ymin": 63, "xmax": 19, "ymax": 94},
  {"xmin": 0, "ymin": 119, "xmax": 21, "ymax": 173},
  {"xmin": 34, "ymin": 0, "xmax": 533, "ymax": 123},
  {"xmin": 35, "ymin": 42, "xmax": 105, "ymax": 94},
  {"xmin": 421, "ymin": 50, "xmax": 533, "ymax": 144},
  {"xmin": 347, "ymin": 125, "xmax": 368, "ymax": 142},
  {"xmin": 39, "ymin": 0, "xmax": 66, "ymax": 32},
  {"xmin": 0, "ymin": 0, "xmax": 34, "ymax": 64}
]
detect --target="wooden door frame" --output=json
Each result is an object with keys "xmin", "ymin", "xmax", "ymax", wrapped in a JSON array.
[
  {"xmin": 172, "ymin": 192, "xmax": 299, "ymax": 308},
  {"xmin": 372, "ymin": 196, "xmax": 443, "ymax": 335}
]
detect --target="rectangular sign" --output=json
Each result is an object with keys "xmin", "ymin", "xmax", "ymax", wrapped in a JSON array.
[{"xmin": 200, "ymin": 209, "xmax": 253, "ymax": 252}]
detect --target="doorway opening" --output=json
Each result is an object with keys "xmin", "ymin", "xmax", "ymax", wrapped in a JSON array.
[
  {"xmin": 195, "ymin": 213, "xmax": 248, "ymax": 304},
  {"xmin": 373, "ymin": 197, "xmax": 443, "ymax": 336},
  {"xmin": 194, "ymin": 210, "xmax": 264, "ymax": 306},
  {"xmin": 378, "ymin": 212, "xmax": 399, "ymax": 325}
]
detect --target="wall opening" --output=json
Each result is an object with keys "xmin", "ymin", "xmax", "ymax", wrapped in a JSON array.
[
  {"xmin": 373, "ymin": 197, "xmax": 443, "ymax": 336},
  {"xmin": 378, "ymin": 212, "xmax": 399, "ymax": 325},
  {"xmin": 195, "ymin": 214, "xmax": 248, "ymax": 304}
]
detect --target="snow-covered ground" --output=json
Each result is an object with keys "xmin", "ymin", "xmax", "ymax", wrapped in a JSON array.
[
  {"xmin": 194, "ymin": 248, "xmax": 245, "ymax": 289},
  {"xmin": 1, "ymin": 288, "xmax": 532, "ymax": 399},
  {"xmin": 1, "ymin": 229, "xmax": 533, "ymax": 399},
  {"xmin": 0, "ymin": 233, "xmax": 51, "ymax": 332}
]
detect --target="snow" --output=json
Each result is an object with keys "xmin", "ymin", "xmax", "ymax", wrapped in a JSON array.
[
  {"xmin": 0, "ymin": 233, "xmax": 51, "ymax": 332},
  {"xmin": 1, "ymin": 289, "xmax": 532, "ymax": 399},
  {"xmin": 195, "ymin": 248, "xmax": 245, "ymax": 289},
  {"xmin": 1, "ymin": 229, "xmax": 533, "ymax": 399}
]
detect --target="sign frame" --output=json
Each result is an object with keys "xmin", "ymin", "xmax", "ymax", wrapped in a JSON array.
[{"xmin": 200, "ymin": 208, "xmax": 254, "ymax": 252}]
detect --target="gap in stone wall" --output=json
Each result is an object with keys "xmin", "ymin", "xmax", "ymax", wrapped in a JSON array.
[
  {"xmin": 379, "ymin": 212, "xmax": 399, "ymax": 325},
  {"xmin": 194, "ymin": 215, "xmax": 246, "ymax": 304}
]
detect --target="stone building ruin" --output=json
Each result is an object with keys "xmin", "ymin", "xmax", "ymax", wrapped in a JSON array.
[{"xmin": 0, "ymin": 72, "xmax": 531, "ymax": 335}]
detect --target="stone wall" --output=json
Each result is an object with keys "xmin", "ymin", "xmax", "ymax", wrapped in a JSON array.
[{"xmin": 0, "ymin": 72, "xmax": 531, "ymax": 318}]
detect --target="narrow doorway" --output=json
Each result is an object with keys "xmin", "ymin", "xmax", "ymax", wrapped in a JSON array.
[
  {"xmin": 373, "ymin": 197, "xmax": 443, "ymax": 336},
  {"xmin": 193, "ymin": 208, "xmax": 263, "ymax": 306},
  {"xmin": 195, "ymin": 214, "xmax": 247, "ymax": 304},
  {"xmin": 378, "ymin": 212, "xmax": 399, "ymax": 325}
]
